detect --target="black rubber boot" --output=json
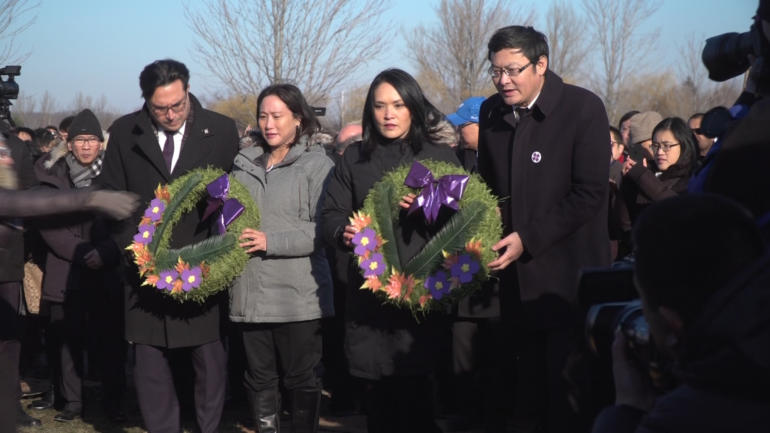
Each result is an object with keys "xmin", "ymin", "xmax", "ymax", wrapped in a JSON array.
[
  {"xmin": 291, "ymin": 389, "xmax": 320, "ymax": 433},
  {"xmin": 248, "ymin": 389, "xmax": 280, "ymax": 433}
]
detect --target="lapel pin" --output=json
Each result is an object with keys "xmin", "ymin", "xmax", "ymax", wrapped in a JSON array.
[{"xmin": 203, "ymin": 128, "xmax": 210, "ymax": 135}]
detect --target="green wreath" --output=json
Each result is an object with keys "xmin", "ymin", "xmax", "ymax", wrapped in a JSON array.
[
  {"xmin": 128, "ymin": 167, "xmax": 260, "ymax": 303},
  {"xmin": 349, "ymin": 159, "xmax": 502, "ymax": 314}
]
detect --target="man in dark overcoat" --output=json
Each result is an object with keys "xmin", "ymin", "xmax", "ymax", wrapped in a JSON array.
[
  {"xmin": 477, "ymin": 26, "xmax": 610, "ymax": 433},
  {"xmin": 97, "ymin": 59, "xmax": 239, "ymax": 433}
]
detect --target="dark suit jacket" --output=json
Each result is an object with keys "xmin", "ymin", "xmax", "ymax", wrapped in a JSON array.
[
  {"xmin": 477, "ymin": 70, "xmax": 610, "ymax": 304},
  {"xmin": 97, "ymin": 94, "xmax": 238, "ymax": 348}
]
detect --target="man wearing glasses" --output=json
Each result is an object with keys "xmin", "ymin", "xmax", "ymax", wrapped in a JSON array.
[
  {"xmin": 97, "ymin": 59, "xmax": 239, "ymax": 433},
  {"xmin": 477, "ymin": 26, "xmax": 610, "ymax": 432}
]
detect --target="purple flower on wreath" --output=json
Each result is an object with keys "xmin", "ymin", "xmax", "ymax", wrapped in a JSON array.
[
  {"xmin": 144, "ymin": 198, "xmax": 166, "ymax": 222},
  {"xmin": 180, "ymin": 267, "xmax": 202, "ymax": 292},
  {"xmin": 352, "ymin": 228, "xmax": 378, "ymax": 256},
  {"xmin": 451, "ymin": 254, "xmax": 480, "ymax": 284},
  {"xmin": 133, "ymin": 224, "xmax": 155, "ymax": 245},
  {"xmin": 360, "ymin": 253, "xmax": 385, "ymax": 278},
  {"xmin": 156, "ymin": 270, "xmax": 179, "ymax": 291},
  {"xmin": 425, "ymin": 270, "xmax": 451, "ymax": 300}
]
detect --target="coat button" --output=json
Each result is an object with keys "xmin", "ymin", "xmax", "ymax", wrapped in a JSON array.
[{"xmin": 531, "ymin": 151, "xmax": 542, "ymax": 163}]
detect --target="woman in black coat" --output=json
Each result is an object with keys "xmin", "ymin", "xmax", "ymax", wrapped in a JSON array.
[
  {"xmin": 615, "ymin": 117, "xmax": 697, "ymax": 252},
  {"xmin": 322, "ymin": 69, "xmax": 460, "ymax": 433}
]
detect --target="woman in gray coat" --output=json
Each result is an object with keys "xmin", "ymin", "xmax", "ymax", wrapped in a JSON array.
[{"xmin": 230, "ymin": 83, "xmax": 334, "ymax": 433}]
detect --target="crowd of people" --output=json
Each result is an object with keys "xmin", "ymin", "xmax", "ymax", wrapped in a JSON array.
[{"xmin": 1, "ymin": 13, "xmax": 769, "ymax": 433}]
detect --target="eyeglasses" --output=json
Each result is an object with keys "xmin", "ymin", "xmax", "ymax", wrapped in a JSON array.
[
  {"xmin": 149, "ymin": 92, "xmax": 188, "ymax": 115},
  {"xmin": 691, "ymin": 128, "xmax": 703, "ymax": 135},
  {"xmin": 72, "ymin": 136, "xmax": 100, "ymax": 145},
  {"xmin": 488, "ymin": 63, "xmax": 532, "ymax": 80},
  {"xmin": 650, "ymin": 142, "xmax": 680, "ymax": 153}
]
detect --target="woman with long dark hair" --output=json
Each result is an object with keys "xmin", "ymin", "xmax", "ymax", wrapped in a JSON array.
[
  {"xmin": 615, "ymin": 117, "xmax": 697, "ymax": 251},
  {"xmin": 230, "ymin": 83, "xmax": 334, "ymax": 433},
  {"xmin": 322, "ymin": 69, "xmax": 460, "ymax": 433}
]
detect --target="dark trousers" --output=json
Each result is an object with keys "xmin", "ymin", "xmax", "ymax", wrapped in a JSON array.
[
  {"xmin": 510, "ymin": 297, "xmax": 579, "ymax": 433},
  {"xmin": 134, "ymin": 340, "xmax": 227, "ymax": 433},
  {"xmin": 49, "ymin": 288, "xmax": 126, "ymax": 413},
  {"xmin": 364, "ymin": 376, "xmax": 441, "ymax": 433},
  {"xmin": 241, "ymin": 320, "xmax": 322, "ymax": 394},
  {"xmin": 0, "ymin": 281, "xmax": 22, "ymax": 433},
  {"xmin": 452, "ymin": 317, "xmax": 513, "ymax": 430}
]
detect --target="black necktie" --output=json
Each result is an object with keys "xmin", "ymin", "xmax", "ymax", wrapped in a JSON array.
[{"xmin": 163, "ymin": 131, "xmax": 175, "ymax": 172}]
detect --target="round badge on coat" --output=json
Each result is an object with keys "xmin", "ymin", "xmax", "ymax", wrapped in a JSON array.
[{"xmin": 531, "ymin": 151, "xmax": 542, "ymax": 163}]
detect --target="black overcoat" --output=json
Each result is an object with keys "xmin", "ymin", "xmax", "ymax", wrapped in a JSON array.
[
  {"xmin": 477, "ymin": 70, "xmax": 610, "ymax": 303},
  {"xmin": 321, "ymin": 140, "xmax": 460, "ymax": 379},
  {"xmin": 96, "ymin": 95, "xmax": 238, "ymax": 348},
  {"xmin": 33, "ymin": 155, "xmax": 119, "ymax": 303}
]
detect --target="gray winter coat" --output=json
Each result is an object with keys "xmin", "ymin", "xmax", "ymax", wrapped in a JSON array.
[{"xmin": 230, "ymin": 134, "xmax": 335, "ymax": 323}]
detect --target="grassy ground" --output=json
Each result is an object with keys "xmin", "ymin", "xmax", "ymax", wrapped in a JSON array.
[{"xmin": 18, "ymin": 386, "xmax": 367, "ymax": 433}]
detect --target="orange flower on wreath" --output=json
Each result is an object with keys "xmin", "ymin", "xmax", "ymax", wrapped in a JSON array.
[
  {"xmin": 155, "ymin": 184, "xmax": 170, "ymax": 202},
  {"xmin": 464, "ymin": 239, "xmax": 483, "ymax": 259},
  {"xmin": 349, "ymin": 212, "xmax": 372, "ymax": 233},
  {"xmin": 144, "ymin": 274, "xmax": 160, "ymax": 287},
  {"xmin": 174, "ymin": 257, "xmax": 190, "ymax": 274},
  {"xmin": 419, "ymin": 293, "xmax": 433, "ymax": 308},
  {"xmin": 385, "ymin": 271, "xmax": 417, "ymax": 301},
  {"xmin": 361, "ymin": 276, "xmax": 383, "ymax": 292}
]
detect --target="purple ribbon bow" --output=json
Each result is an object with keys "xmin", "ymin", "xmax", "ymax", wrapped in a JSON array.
[
  {"xmin": 202, "ymin": 174, "xmax": 245, "ymax": 234},
  {"xmin": 404, "ymin": 161, "xmax": 469, "ymax": 223}
]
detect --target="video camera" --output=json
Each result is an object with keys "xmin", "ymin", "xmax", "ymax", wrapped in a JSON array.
[
  {"xmin": 579, "ymin": 266, "xmax": 676, "ymax": 393},
  {"xmin": 0, "ymin": 65, "xmax": 21, "ymax": 131},
  {"xmin": 702, "ymin": 11, "xmax": 769, "ymax": 92}
]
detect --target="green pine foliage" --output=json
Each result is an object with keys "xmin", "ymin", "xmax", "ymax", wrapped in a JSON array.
[
  {"xmin": 138, "ymin": 167, "xmax": 260, "ymax": 303},
  {"xmin": 371, "ymin": 181, "xmax": 402, "ymax": 272},
  {"xmin": 404, "ymin": 200, "xmax": 484, "ymax": 279},
  {"xmin": 359, "ymin": 159, "xmax": 502, "ymax": 313}
]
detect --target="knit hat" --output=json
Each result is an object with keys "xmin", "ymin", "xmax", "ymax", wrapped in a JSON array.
[
  {"xmin": 447, "ymin": 97, "xmax": 486, "ymax": 126},
  {"xmin": 67, "ymin": 109, "xmax": 104, "ymax": 141},
  {"xmin": 628, "ymin": 111, "xmax": 662, "ymax": 145}
]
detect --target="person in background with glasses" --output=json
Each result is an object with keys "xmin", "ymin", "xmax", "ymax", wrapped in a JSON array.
[
  {"xmin": 614, "ymin": 117, "xmax": 697, "ymax": 254},
  {"xmin": 477, "ymin": 25, "xmax": 610, "ymax": 432},
  {"xmin": 96, "ymin": 59, "xmax": 239, "ymax": 433},
  {"xmin": 32, "ymin": 109, "xmax": 127, "ymax": 423}
]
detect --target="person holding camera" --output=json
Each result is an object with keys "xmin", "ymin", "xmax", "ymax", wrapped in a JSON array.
[{"xmin": 593, "ymin": 194, "xmax": 770, "ymax": 433}]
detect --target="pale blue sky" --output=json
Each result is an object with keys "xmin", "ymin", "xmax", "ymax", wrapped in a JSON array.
[{"xmin": 8, "ymin": 0, "xmax": 758, "ymax": 114}]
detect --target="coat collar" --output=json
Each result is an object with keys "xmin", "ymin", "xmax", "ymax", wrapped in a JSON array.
[
  {"xmin": 486, "ymin": 69, "xmax": 565, "ymax": 127},
  {"xmin": 132, "ymin": 93, "xmax": 214, "ymax": 180},
  {"xmin": 530, "ymin": 69, "xmax": 564, "ymax": 119}
]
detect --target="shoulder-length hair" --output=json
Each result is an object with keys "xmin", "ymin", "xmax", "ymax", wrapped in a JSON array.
[
  {"xmin": 360, "ymin": 68, "xmax": 443, "ymax": 159},
  {"xmin": 653, "ymin": 117, "xmax": 696, "ymax": 175},
  {"xmin": 256, "ymin": 83, "xmax": 320, "ymax": 148}
]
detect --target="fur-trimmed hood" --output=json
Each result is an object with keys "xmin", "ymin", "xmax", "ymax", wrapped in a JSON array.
[{"xmin": 43, "ymin": 138, "xmax": 69, "ymax": 170}]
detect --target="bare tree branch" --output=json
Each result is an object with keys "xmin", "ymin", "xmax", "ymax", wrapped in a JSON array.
[
  {"xmin": 408, "ymin": 0, "xmax": 534, "ymax": 113},
  {"xmin": 544, "ymin": 0, "xmax": 589, "ymax": 83},
  {"xmin": 0, "ymin": 0, "xmax": 39, "ymax": 64},
  {"xmin": 185, "ymin": 0, "xmax": 393, "ymax": 105},
  {"xmin": 581, "ymin": 0, "xmax": 661, "ymax": 123}
]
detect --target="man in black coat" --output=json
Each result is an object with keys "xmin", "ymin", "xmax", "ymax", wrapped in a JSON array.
[
  {"xmin": 477, "ymin": 26, "xmax": 610, "ymax": 432},
  {"xmin": 97, "ymin": 59, "xmax": 239, "ymax": 433}
]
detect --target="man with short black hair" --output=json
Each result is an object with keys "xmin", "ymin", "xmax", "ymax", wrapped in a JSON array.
[
  {"xmin": 97, "ymin": 59, "xmax": 239, "ymax": 433},
  {"xmin": 478, "ymin": 25, "xmax": 610, "ymax": 432},
  {"xmin": 688, "ymin": 112, "xmax": 715, "ymax": 163}
]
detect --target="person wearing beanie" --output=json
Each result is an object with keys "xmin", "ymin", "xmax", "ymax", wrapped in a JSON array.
[
  {"xmin": 625, "ymin": 111, "xmax": 663, "ymax": 168},
  {"xmin": 447, "ymin": 96, "xmax": 485, "ymax": 172},
  {"xmin": 32, "ymin": 108, "xmax": 126, "ymax": 423}
]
